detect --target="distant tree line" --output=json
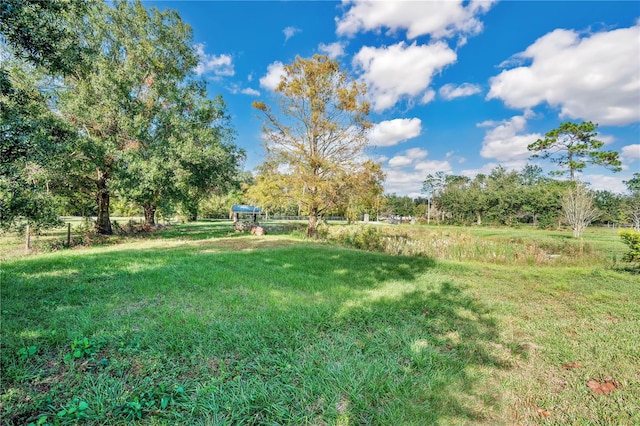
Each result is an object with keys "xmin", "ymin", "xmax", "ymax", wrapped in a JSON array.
[{"xmin": 377, "ymin": 167, "xmax": 638, "ymax": 229}]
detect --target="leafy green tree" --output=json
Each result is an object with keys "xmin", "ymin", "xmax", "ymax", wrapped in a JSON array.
[
  {"xmin": 252, "ymin": 54, "xmax": 372, "ymax": 238},
  {"xmin": 528, "ymin": 121, "xmax": 621, "ymax": 181},
  {"xmin": 485, "ymin": 167, "xmax": 523, "ymax": 226},
  {"xmin": 0, "ymin": 0, "xmax": 89, "ymax": 230},
  {"xmin": 114, "ymin": 72, "xmax": 243, "ymax": 225},
  {"xmin": 0, "ymin": 0, "xmax": 90, "ymax": 74},
  {"xmin": 173, "ymin": 94, "xmax": 244, "ymax": 221},
  {"xmin": 383, "ymin": 194, "xmax": 417, "ymax": 219},
  {"xmin": 593, "ymin": 190, "xmax": 626, "ymax": 226},
  {"xmin": 422, "ymin": 171, "xmax": 448, "ymax": 224},
  {"xmin": 437, "ymin": 175, "xmax": 474, "ymax": 225},
  {"xmin": 59, "ymin": 0, "xmax": 199, "ymax": 233},
  {"xmin": 0, "ymin": 61, "xmax": 68, "ymax": 229},
  {"xmin": 624, "ymin": 173, "xmax": 640, "ymax": 231}
]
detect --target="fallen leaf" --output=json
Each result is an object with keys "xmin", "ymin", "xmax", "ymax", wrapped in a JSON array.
[
  {"xmin": 562, "ymin": 361, "xmax": 582, "ymax": 370},
  {"xmin": 586, "ymin": 379, "xmax": 618, "ymax": 395},
  {"xmin": 445, "ymin": 345, "xmax": 453, "ymax": 351},
  {"xmin": 422, "ymin": 309, "xmax": 429, "ymax": 316},
  {"xmin": 537, "ymin": 408, "xmax": 551, "ymax": 418}
]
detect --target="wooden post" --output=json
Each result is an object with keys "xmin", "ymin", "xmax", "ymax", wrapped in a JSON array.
[
  {"xmin": 25, "ymin": 224, "xmax": 30, "ymax": 251},
  {"xmin": 67, "ymin": 223, "xmax": 71, "ymax": 247}
]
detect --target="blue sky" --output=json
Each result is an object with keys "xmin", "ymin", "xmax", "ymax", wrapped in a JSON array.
[{"xmin": 147, "ymin": 0, "xmax": 639, "ymax": 197}]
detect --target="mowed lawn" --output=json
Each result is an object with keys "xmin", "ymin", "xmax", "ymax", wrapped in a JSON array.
[{"xmin": 1, "ymin": 222, "xmax": 639, "ymax": 425}]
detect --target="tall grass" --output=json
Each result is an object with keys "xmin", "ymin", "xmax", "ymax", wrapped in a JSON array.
[{"xmin": 325, "ymin": 224, "xmax": 624, "ymax": 266}]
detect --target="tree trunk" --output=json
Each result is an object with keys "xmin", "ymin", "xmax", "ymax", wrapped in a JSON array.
[
  {"xmin": 143, "ymin": 203, "xmax": 156, "ymax": 226},
  {"xmin": 307, "ymin": 206, "xmax": 318, "ymax": 239},
  {"xmin": 96, "ymin": 169, "xmax": 113, "ymax": 235},
  {"xmin": 476, "ymin": 212, "xmax": 482, "ymax": 225}
]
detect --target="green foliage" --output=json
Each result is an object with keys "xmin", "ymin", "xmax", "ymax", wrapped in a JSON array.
[
  {"xmin": 0, "ymin": 0, "xmax": 90, "ymax": 231},
  {"xmin": 56, "ymin": 399, "xmax": 91, "ymax": 421},
  {"xmin": 333, "ymin": 225, "xmax": 385, "ymax": 251},
  {"xmin": 115, "ymin": 382, "xmax": 186, "ymax": 420},
  {"xmin": 17, "ymin": 345, "xmax": 37, "ymax": 360},
  {"xmin": 64, "ymin": 336, "xmax": 104, "ymax": 363},
  {"xmin": 0, "ymin": 0, "xmax": 91, "ymax": 75},
  {"xmin": 422, "ymin": 165, "xmax": 578, "ymax": 227},
  {"xmin": 620, "ymin": 229, "xmax": 640, "ymax": 262},
  {"xmin": 0, "ymin": 60, "xmax": 69, "ymax": 231},
  {"xmin": 624, "ymin": 173, "xmax": 640, "ymax": 193},
  {"xmin": 528, "ymin": 121, "xmax": 621, "ymax": 180}
]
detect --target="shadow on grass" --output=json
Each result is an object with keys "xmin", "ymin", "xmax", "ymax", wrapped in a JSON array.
[{"xmin": 1, "ymin": 238, "xmax": 511, "ymax": 424}]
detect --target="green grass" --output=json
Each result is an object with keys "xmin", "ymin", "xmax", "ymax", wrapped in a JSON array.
[{"xmin": 1, "ymin": 222, "xmax": 639, "ymax": 425}]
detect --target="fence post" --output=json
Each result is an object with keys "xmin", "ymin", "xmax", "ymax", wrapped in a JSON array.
[
  {"xmin": 67, "ymin": 223, "xmax": 71, "ymax": 247},
  {"xmin": 25, "ymin": 224, "xmax": 30, "ymax": 252}
]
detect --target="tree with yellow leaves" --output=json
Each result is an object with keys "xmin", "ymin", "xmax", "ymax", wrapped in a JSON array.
[{"xmin": 252, "ymin": 55, "xmax": 377, "ymax": 237}]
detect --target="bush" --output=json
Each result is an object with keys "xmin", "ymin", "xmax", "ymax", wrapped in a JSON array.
[{"xmin": 620, "ymin": 229, "xmax": 640, "ymax": 263}]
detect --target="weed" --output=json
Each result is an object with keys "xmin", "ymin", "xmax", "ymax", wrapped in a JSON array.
[
  {"xmin": 17, "ymin": 345, "xmax": 38, "ymax": 360},
  {"xmin": 64, "ymin": 337, "xmax": 105, "ymax": 363}
]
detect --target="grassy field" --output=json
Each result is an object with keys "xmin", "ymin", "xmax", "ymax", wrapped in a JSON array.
[{"xmin": 1, "ymin": 221, "xmax": 639, "ymax": 425}]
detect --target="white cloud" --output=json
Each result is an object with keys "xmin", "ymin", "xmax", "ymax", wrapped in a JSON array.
[
  {"xmin": 368, "ymin": 118, "xmax": 422, "ymax": 147},
  {"xmin": 383, "ymin": 162, "xmax": 451, "ymax": 196},
  {"xmin": 421, "ymin": 89, "xmax": 436, "ymax": 105},
  {"xmin": 319, "ymin": 42, "xmax": 346, "ymax": 58},
  {"xmin": 414, "ymin": 159, "xmax": 452, "ymax": 172},
  {"xmin": 194, "ymin": 43, "xmax": 234, "ymax": 77},
  {"xmin": 405, "ymin": 147, "xmax": 428, "ymax": 159},
  {"xmin": 439, "ymin": 82, "xmax": 482, "ymax": 100},
  {"xmin": 283, "ymin": 26, "xmax": 301, "ymax": 42},
  {"xmin": 582, "ymin": 174, "xmax": 628, "ymax": 193},
  {"xmin": 370, "ymin": 154, "xmax": 389, "ymax": 163},
  {"xmin": 259, "ymin": 61, "xmax": 285, "ymax": 91},
  {"xmin": 488, "ymin": 24, "xmax": 640, "ymax": 125},
  {"xmin": 373, "ymin": 145, "xmax": 454, "ymax": 195},
  {"xmin": 389, "ymin": 155, "xmax": 414, "ymax": 168},
  {"xmin": 622, "ymin": 144, "xmax": 640, "ymax": 162},
  {"xmin": 479, "ymin": 112, "xmax": 542, "ymax": 162},
  {"xmin": 353, "ymin": 41, "xmax": 457, "ymax": 111},
  {"xmin": 598, "ymin": 134, "xmax": 616, "ymax": 145},
  {"xmin": 241, "ymin": 88, "xmax": 260, "ymax": 96},
  {"xmin": 388, "ymin": 147, "xmax": 428, "ymax": 168},
  {"xmin": 382, "ymin": 168, "xmax": 430, "ymax": 196},
  {"xmin": 336, "ymin": 0, "xmax": 496, "ymax": 41}
]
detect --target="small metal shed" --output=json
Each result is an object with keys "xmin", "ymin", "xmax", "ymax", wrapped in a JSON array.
[{"xmin": 231, "ymin": 204, "xmax": 262, "ymax": 222}]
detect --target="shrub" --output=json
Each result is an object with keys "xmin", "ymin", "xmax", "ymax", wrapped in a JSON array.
[{"xmin": 620, "ymin": 229, "xmax": 640, "ymax": 263}]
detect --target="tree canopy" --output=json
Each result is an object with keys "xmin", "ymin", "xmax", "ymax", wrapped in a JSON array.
[
  {"xmin": 0, "ymin": 0, "xmax": 88, "ymax": 230},
  {"xmin": 252, "ymin": 54, "xmax": 378, "ymax": 237},
  {"xmin": 527, "ymin": 121, "xmax": 621, "ymax": 181}
]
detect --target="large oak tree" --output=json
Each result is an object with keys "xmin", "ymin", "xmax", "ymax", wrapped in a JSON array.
[{"xmin": 60, "ymin": 0, "xmax": 198, "ymax": 233}]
